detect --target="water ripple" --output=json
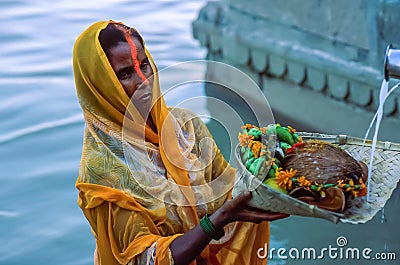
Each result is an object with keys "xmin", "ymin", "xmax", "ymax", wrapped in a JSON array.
[
  {"xmin": 0, "ymin": 210, "xmax": 20, "ymax": 218},
  {"xmin": 0, "ymin": 113, "xmax": 84, "ymax": 145}
]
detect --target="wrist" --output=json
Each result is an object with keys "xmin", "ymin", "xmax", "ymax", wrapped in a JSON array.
[
  {"xmin": 200, "ymin": 214, "xmax": 225, "ymax": 240},
  {"xmin": 209, "ymin": 206, "xmax": 229, "ymax": 229}
]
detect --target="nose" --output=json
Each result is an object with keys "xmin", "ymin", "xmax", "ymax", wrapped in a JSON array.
[
  {"xmin": 133, "ymin": 72, "xmax": 147, "ymax": 90},
  {"xmin": 134, "ymin": 78, "xmax": 143, "ymax": 91},
  {"xmin": 133, "ymin": 70, "xmax": 150, "ymax": 90}
]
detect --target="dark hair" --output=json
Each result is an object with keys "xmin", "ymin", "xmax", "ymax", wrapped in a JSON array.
[{"xmin": 99, "ymin": 23, "xmax": 144, "ymax": 57}]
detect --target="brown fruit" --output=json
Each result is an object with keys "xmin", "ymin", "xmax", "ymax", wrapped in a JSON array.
[{"xmin": 282, "ymin": 140, "xmax": 366, "ymax": 184}]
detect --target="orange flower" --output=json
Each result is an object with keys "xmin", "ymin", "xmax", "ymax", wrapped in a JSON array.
[
  {"xmin": 356, "ymin": 178, "xmax": 367, "ymax": 197},
  {"xmin": 275, "ymin": 168, "xmax": 296, "ymax": 190},
  {"xmin": 337, "ymin": 178, "xmax": 367, "ymax": 197},
  {"xmin": 263, "ymin": 156, "xmax": 275, "ymax": 168},
  {"xmin": 260, "ymin": 150, "xmax": 267, "ymax": 157},
  {"xmin": 241, "ymin": 124, "xmax": 258, "ymax": 131},
  {"xmin": 250, "ymin": 141, "xmax": 265, "ymax": 158},
  {"xmin": 346, "ymin": 179, "xmax": 355, "ymax": 192},
  {"xmin": 238, "ymin": 132, "xmax": 253, "ymax": 147},
  {"xmin": 287, "ymin": 125, "xmax": 296, "ymax": 134},
  {"xmin": 337, "ymin": 179, "xmax": 346, "ymax": 188},
  {"xmin": 260, "ymin": 149, "xmax": 272, "ymax": 158},
  {"xmin": 260, "ymin": 127, "xmax": 267, "ymax": 134},
  {"xmin": 297, "ymin": 176, "xmax": 311, "ymax": 187}
]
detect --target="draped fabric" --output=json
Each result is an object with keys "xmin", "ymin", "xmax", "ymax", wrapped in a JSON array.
[{"xmin": 73, "ymin": 20, "xmax": 270, "ymax": 265}]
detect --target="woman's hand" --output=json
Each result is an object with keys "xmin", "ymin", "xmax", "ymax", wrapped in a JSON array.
[
  {"xmin": 170, "ymin": 191, "xmax": 289, "ymax": 265},
  {"xmin": 209, "ymin": 191, "xmax": 290, "ymax": 228}
]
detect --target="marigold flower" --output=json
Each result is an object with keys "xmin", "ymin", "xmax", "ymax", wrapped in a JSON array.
[
  {"xmin": 250, "ymin": 141, "xmax": 265, "ymax": 158},
  {"xmin": 346, "ymin": 179, "xmax": 355, "ymax": 192},
  {"xmin": 287, "ymin": 125, "xmax": 296, "ymax": 134},
  {"xmin": 349, "ymin": 179, "xmax": 355, "ymax": 187},
  {"xmin": 355, "ymin": 178, "xmax": 367, "ymax": 197},
  {"xmin": 275, "ymin": 168, "xmax": 296, "ymax": 190},
  {"xmin": 241, "ymin": 124, "xmax": 258, "ymax": 131},
  {"xmin": 296, "ymin": 176, "xmax": 311, "ymax": 187},
  {"xmin": 238, "ymin": 132, "xmax": 253, "ymax": 147},
  {"xmin": 337, "ymin": 179, "xmax": 346, "ymax": 188}
]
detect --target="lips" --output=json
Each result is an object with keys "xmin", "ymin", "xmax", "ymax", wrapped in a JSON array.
[
  {"xmin": 140, "ymin": 92, "xmax": 151, "ymax": 99},
  {"xmin": 132, "ymin": 84, "xmax": 152, "ymax": 103},
  {"xmin": 139, "ymin": 92, "xmax": 152, "ymax": 101}
]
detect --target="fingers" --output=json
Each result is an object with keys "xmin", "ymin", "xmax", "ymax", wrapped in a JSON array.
[
  {"xmin": 233, "ymin": 191, "xmax": 252, "ymax": 205},
  {"xmin": 227, "ymin": 191, "xmax": 290, "ymax": 223},
  {"xmin": 238, "ymin": 209, "xmax": 290, "ymax": 223},
  {"xmin": 265, "ymin": 212, "xmax": 290, "ymax": 221},
  {"xmin": 227, "ymin": 191, "xmax": 252, "ymax": 210}
]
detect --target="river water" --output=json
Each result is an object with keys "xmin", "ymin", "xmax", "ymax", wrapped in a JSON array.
[{"xmin": 0, "ymin": 1, "xmax": 398, "ymax": 264}]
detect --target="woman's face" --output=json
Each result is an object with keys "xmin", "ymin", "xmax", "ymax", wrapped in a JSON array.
[{"xmin": 108, "ymin": 37, "xmax": 154, "ymax": 116}]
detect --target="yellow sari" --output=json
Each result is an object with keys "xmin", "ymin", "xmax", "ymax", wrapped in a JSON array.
[{"xmin": 73, "ymin": 20, "xmax": 269, "ymax": 265}]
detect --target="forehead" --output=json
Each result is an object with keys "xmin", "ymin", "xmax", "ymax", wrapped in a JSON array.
[{"xmin": 108, "ymin": 38, "xmax": 146, "ymax": 61}]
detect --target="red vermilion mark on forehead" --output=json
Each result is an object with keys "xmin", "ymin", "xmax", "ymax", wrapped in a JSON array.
[{"xmin": 123, "ymin": 29, "xmax": 149, "ymax": 86}]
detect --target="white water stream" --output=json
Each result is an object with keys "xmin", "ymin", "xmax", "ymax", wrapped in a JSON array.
[{"xmin": 360, "ymin": 79, "xmax": 399, "ymax": 201}]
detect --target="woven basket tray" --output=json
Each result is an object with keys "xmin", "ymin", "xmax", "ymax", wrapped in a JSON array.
[{"xmin": 232, "ymin": 132, "xmax": 400, "ymax": 224}]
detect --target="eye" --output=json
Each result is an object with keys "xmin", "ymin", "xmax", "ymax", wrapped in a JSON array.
[
  {"xmin": 118, "ymin": 71, "xmax": 131, "ymax": 80},
  {"xmin": 140, "ymin": 60, "xmax": 150, "ymax": 71},
  {"xmin": 116, "ymin": 67, "xmax": 134, "ymax": 80}
]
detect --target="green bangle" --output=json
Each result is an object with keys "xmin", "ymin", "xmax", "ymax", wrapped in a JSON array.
[{"xmin": 200, "ymin": 214, "xmax": 225, "ymax": 240}]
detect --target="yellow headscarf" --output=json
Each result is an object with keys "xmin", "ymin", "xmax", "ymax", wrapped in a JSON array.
[
  {"xmin": 73, "ymin": 20, "xmax": 202, "ymax": 262},
  {"xmin": 73, "ymin": 20, "xmax": 198, "ymax": 206}
]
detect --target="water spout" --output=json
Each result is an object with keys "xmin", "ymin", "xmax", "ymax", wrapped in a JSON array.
[{"xmin": 384, "ymin": 44, "xmax": 400, "ymax": 81}]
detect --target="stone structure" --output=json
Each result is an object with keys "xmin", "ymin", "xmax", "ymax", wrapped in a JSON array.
[{"xmin": 192, "ymin": 0, "xmax": 400, "ymax": 142}]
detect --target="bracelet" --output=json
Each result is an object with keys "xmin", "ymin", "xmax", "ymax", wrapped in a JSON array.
[{"xmin": 199, "ymin": 214, "xmax": 225, "ymax": 240}]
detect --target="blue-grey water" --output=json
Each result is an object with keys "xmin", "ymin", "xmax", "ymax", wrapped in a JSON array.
[
  {"xmin": 0, "ymin": 1, "xmax": 398, "ymax": 265},
  {"xmin": 0, "ymin": 1, "xmax": 207, "ymax": 264}
]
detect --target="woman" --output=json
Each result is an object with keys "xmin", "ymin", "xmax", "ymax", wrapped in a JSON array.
[{"xmin": 73, "ymin": 20, "xmax": 288, "ymax": 265}]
